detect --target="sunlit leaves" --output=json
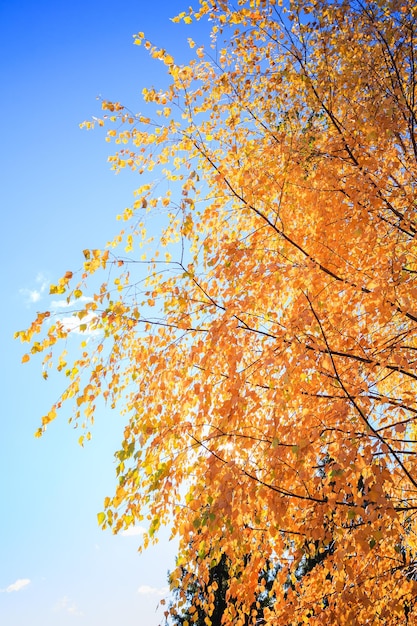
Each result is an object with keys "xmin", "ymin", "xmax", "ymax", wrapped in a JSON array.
[
  {"xmin": 49, "ymin": 271, "xmax": 73, "ymax": 295},
  {"xmin": 18, "ymin": 0, "xmax": 417, "ymax": 623}
]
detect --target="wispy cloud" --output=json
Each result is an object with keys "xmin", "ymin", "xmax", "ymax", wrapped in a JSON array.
[
  {"xmin": 0, "ymin": 578, "xmax": 31, "ymax": 593},
  {"xmin": 137, "ymin": 585, "xmax": 169, "ymax": 596},
  {"xmin": 49, "ymin": 297, "xmax": 100, "ymax": 336},
  {"xmin": 20, "ymin": 272, "xmax": 49, "ymax": 305},
  {"xmin": 58, "ymin": 311, "xmax": 100, "ymax": 335},
  {"xmin": 120, "ymin": 525, "xmax": 146, "ymax": 537},
  {"xmin": 53, "ymin": 595, "xmax": 83, "ymax": 617},
  {"xmin": 20, "ymin": 276, "xmax": 100, "ymax": 336},
  {"xmin": 51, "ymin": 296, "xmax": 93, "ymax": 309}
]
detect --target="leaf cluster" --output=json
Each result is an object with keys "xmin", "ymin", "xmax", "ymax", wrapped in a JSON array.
[{"xmin": 17, "ymin": 0, "xmax": 417, "ymax": 623}]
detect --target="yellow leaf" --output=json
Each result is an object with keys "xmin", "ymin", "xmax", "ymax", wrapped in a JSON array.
[{"xmin": 42, "ymin": 408, "xmax": 57, "ymax": 426}]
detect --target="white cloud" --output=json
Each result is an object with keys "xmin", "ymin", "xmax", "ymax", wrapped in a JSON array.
[
  {"xmin": 137, "ymin": 585, "xmax": 169, "ymax": 596},
  {"xmin": 58, "ymin": 312, "xmax": 99, "ymax": 335},
  {"xmin": 51, "ymin": 296, "xmax": 93, "ymax": 309},
  {"xmin": 1, "ymin": 578, "xmax": 31, "ymax": 593},
  {"xmin": 120, "ymin": 525, "xmax": 146, "ymax": 537},
  {"xmin": 49, "ymin": 297, "xmax": 99, "ymax": 336},
  {"xmin": 20, "ymin": 272, "xmax": 49, "ymax": 305},
  {"xmin": 20, "ymin": 287, "xmax": 44, "ymax": 304},
  {"xmin": 19, "ymin": 275, "xmax": 100, "ymax": 336},
  {"xmin": 53, "ymin": 595, "xmax": 83, "ymax": 617}
]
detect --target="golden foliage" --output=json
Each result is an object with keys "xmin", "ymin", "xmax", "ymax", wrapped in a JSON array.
[{"xmin": 17, "ymin": 0, "xmax": 417, "ymax": 623}]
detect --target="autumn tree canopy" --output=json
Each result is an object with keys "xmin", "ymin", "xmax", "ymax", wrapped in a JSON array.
[{"xmin": 17, "ymin": 0, "xmax": 417, "ymax": 623}]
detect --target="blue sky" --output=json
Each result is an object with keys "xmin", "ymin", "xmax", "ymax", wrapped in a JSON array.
[{"xmin": 0, "ymin": 1, "xmax": 210, "ymax": 624}]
